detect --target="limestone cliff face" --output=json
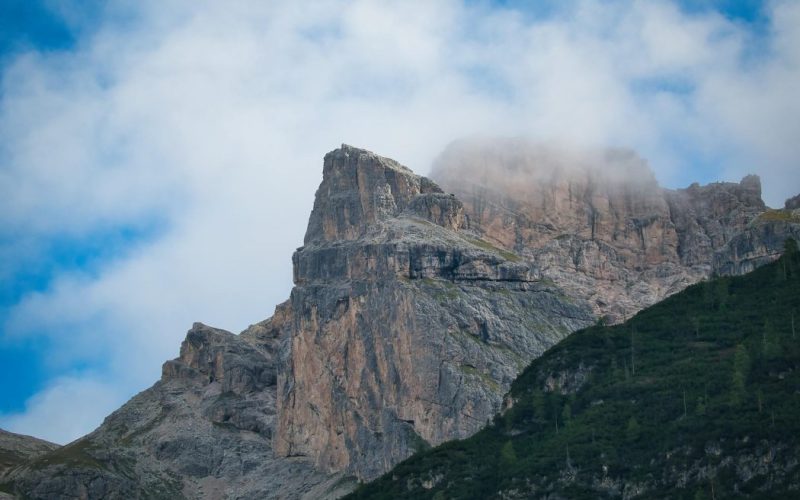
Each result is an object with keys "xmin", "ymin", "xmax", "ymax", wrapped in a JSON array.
[
  {"xmin": 275, "ymin": 145, "xmax": 593, "ymax": 480},
  {"xmin": 430, "ymin": 139, "xmax": 799, "ymax": 322}
]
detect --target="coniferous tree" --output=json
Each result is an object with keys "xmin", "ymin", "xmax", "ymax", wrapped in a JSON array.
[
  {"xmin": 532, "ymin": 389, "xmax": 545, "ymax": 421},
  {"xmin": 501, "ymin": 441, "xmax": 517, "ymax": 464},
  {"xmin": 714, "ymin": 279, "xmax": 729, "ymax": 310},
  {"xmin": 695, "ymin": 396, "xmax": 706, "ymax": 416},
  {"xmin": 626, "ymin": 416, "xmax": 640, "ymax": 442},
  {"xmin": 784, "ymin": 238, "xmax": 798, "ymax": 278},
  {"xmin": 731, "ymin": 344, "xmax": 750, "ymax": 405},
  {"xmin": 562, "ymin": 403, "xmax": 572, "ymax": 426},
  {"xmin": 763, "ymin": 319, "xmax": 779, "ymax": 359}
]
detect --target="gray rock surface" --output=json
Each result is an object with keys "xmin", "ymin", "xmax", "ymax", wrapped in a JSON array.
[
  {"xmin": 276, "ymin": 145, "xmax": 594, "ymax": 480},
  {"xmin": 0, "ymin": 430, "xmax": 59, "ymax": 478},
  {"xmin": 431, "ymin": 139, "xmax": 800, "ymax": 322},
  {"xmin": 1, "ymin": 323, "xmax": 352, "ymax": 499}
]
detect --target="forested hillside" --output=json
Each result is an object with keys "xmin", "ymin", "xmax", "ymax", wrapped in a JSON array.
[{"xmin": 349, "ymin": 239, "xmax": 800, "ymax": 499}]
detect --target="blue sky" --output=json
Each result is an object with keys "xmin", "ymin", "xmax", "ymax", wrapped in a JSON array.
[
  {"xmin": 1, "ymin": 0, "xmax": 80, "ymax": 413},
  {"xmin": 1, "ymin": 0, "xmax": 153, "ymax": 414},
  {"xmin": 1, "ymin": 1, "xmax": 74, "ymax": 55},
  {"xmin": 1, "ymin": 0, "xmax": 798, "ymax": 443}
]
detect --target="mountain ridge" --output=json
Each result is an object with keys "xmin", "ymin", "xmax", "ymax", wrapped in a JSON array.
[
  {"xmin": 430, "ymin": 139, "xmax": 796, "ymax": 323},
  {"xmin": 1, "ymin": 142, "xmax": 799, "ymax": 499}
]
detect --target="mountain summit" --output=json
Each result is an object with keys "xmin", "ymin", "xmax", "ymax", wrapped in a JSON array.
[
  {"xmin": 276, "ymin": 145, "xmax": 592, "ymax": 479},
  {"xmin": 431, "ymin": 139, "xmax": 791, "ymax": 322},
  {"xmin": 1, "ymin": 143, "xmax": 798, "ymax": 499}
]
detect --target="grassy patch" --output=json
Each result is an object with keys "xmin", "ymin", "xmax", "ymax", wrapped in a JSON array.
[
  {"xmin": 30, "ymin": 439, "xmax": 105, "ymax": 471},
  {"xmin": 447, "ymin": 329, "xmax": 485, "ymax": 346},
  {"xmin": 0, "ymin": 449, "xmax": 22, "ymax": 466},
  {"xmin": 211, "ymin": 421, "xmax": 241, "ymax": 432},
  {"xmin": 119, "ymin": 412, "xmax": 166, "ymax": 446},
  {"xmin": 464, "ymin": 237, "xmax": 522, "ymax": 262},
  {"xmin": 758, "ymin": 209, "xmax": 800, "ymax": 223},
  {"xmin": 421, "ymin": 279, "xmax": 462, "ymax": 301},
  {"xmin": 459, "ymin": 364, "xmax": 501, "ymax": 393}
]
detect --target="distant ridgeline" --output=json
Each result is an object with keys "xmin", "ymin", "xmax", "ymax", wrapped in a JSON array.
[{"xmin": 348, "ymin": 239, "xmax": 800, "ymax": 499}]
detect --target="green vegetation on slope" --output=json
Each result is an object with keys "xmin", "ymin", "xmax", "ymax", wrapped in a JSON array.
[
  {"xmin": 757, "ymin": 209, "xmax": 800, "ymax": 223},
  {"xmin": 348, "ymin": 239, "xmax": 800, "ymax": 499}
]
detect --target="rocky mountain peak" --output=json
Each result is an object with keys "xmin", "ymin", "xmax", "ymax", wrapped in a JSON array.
[
  {"xmin": 431, "ymin": 140, "xmax": 795, "ymax": 322},
  {"xmin": 303, "ymin": 145, "xmax": 462, "ymax": 246},
  {"xmin": 278, "ymin": 145, "xmax": 594, "ymax": 479},
  {"xmin": 739, "ymin": 173, "xmax": 762, "ymax": 197},
  {"xmin": 161, "ymin": 322, "xmax": 277, "ymax": 395},
  {"xmin": 3, "ymin": 142, "xmax": 797, "ymax": 499},
  {"xmin": 681, "ymin": 174, "xmax": 765, "ymax": 216},
  {"xmin": 786, "ymin": 193, "xmax": 800, "ymax": 210}
]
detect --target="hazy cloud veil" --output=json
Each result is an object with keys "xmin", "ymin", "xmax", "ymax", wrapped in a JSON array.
[{"xmin": 1, "ymin": 0, "xmax": 798, "ymax": 443}]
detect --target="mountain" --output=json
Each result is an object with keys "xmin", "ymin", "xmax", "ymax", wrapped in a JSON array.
[
  {"xmin": 274, "ymin": 145, "xmax": 593, "ymax": 480},
  {"xmin": 0, "ymin": 431, "xmax": 58, "ymax": 478},
  {"xmin": 1, "ymin": 143, "xmax": 798, "ymax": 498},
  {"xmin": 431, "ymin": 139, "xmax": 799, "ymax": 323},
  {"xmin": 1, "ymin": 323, "xmax": 349, "ymax": 499},
  {"xmin": 347, "ymin": 240, "xmax": 800, "ymax": 499}
]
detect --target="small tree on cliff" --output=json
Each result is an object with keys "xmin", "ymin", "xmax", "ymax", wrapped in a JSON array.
[
  {"xmin": 626, "ymin": 416, "xmax": 641, "ymax": 442},
  {"xmin": 782, "ymin": 237, "xmax": 798, "ymax": 279}
]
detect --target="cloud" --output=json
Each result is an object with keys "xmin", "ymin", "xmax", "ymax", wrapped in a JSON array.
[
  {"xmin": 0, "ymin": 376, "xmax": 123, "ymax": 444},
  {"xmin": 1, "ymin": 0, "xmax": 799, "ymax": 442}
]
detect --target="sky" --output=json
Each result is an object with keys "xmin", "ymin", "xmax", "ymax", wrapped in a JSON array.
[{"xmin": 0, "ymin": 0, "xmax": 798, "ymax": 444}]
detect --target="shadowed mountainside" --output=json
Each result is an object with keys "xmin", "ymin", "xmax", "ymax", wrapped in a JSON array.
[{"xmin": 348, "ymin": 240, "xmax": 800, "ymax": 499}]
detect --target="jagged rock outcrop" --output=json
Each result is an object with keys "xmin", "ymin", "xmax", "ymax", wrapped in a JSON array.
[
  {"xmin": 431, "ymin": 139, "xmax": 800, "ymax": 321},
  {"xmin": 1, "ymin": 323, "xmax": 351, "ymax": 500},
  {"xmin": 275, "ymin": 145, "xmax": 594, "ymax": 480}
]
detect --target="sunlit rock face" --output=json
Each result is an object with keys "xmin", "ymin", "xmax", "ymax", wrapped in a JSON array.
[{"xmin": 430, "ymin": 139, "xmax": 798, "ymax": 322}]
